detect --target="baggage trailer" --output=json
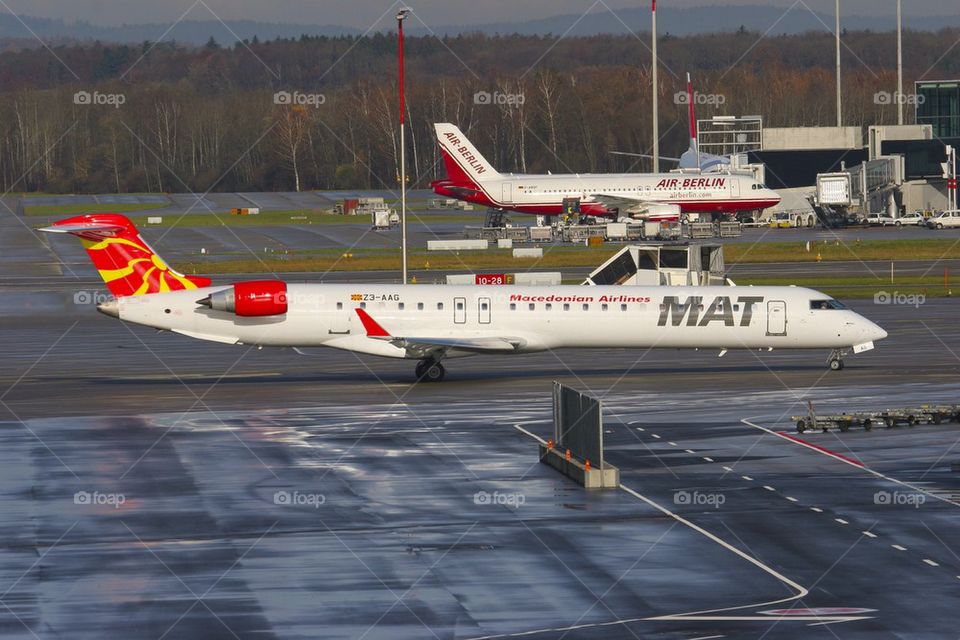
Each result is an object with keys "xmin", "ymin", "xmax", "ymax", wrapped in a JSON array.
[{"xmin": 792, "ymin": 403, "xmax": 960, "ymax": 433}]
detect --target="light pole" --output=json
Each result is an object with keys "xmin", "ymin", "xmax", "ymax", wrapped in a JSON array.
[
  {"xmin": 896, "ymin": 0, "xmax": 903, "ymax": 125},
  {"xmin": 397, "ymin": 8, "xmax": 410, "ymax": 284},
  {"xmin": 835, "ymin": 0, "xmax": 842, "ymax": 127},
  {"xmin": 651, "ymin": 0, "xmax": 659, "ymax": 173}
]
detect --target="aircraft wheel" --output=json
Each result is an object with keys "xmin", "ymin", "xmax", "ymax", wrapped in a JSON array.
[
  {"xmin": 422, "ymin": 362, "xmax": 445, "ymax": 382},
  {"xmin": 829, "ymin": 358, "xmax": 843, "ymax": 371},
  {"xmin": 796, "ymin": 419, "xmax": 807, "ymax": 433}
]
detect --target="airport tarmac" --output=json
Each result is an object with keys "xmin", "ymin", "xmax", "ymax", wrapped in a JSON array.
[
  {"xmin": 3, "ymin": 331, "xmax": 960, "ymax": 638},
  {"xmin": 4, "ymin": 205, "xmax": 960, "ymax": 638}
]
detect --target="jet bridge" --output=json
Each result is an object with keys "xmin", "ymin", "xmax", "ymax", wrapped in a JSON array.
[
  {"xmin": 582, "ymin": 243, "xmax": 727, "ymax": 286},
  {"xmin": 815, "ymin": 156, "xmax": 903, "ymax": 219}
]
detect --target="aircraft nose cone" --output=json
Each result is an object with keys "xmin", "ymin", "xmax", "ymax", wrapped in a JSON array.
[
  {"xmin": 96, "ymin": 299, "xmax": 120, "ymax": 319},
  {"xmin": 867, "ymin": 322, "xmax": 887, "ymax": 342}
]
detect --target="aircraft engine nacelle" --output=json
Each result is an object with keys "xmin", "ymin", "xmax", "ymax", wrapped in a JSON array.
[
  {"xmin": 636, "ymin": 203, "xmax": 681, "ymax": 220},
  {"xmin": 197, "ymin": 280, "xmax": 288, "ymax": 316}
]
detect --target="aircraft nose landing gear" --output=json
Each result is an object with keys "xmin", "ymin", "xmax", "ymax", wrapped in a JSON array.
[
  {"xmin": 827, "ymin": 348, "xmax": 848, "ymax": 370},
  {"xmin": 415, "ymin": 358, "xmax": 446, "ymax": 382}
]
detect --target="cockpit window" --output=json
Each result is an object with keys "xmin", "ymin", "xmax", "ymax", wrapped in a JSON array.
[{"xmin": 810, "ymin": 299, "xmax": 847, "ymax": 310}]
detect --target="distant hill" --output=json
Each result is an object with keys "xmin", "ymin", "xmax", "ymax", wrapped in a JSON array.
[
  {"xmin": 0, "ymin": 6, "xmax": 956, "ymax": 47},
  {"xmin": 426, "ymin": 5, "xmax": 960, "ymax": 37}
]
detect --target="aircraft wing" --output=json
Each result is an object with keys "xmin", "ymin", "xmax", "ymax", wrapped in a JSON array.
[
  {"xmin": 591, "ymin": 193, "xmax": 662, "ymax": 212},
  {"xmin": 355, "ymin": 308, "xmax": 523, "ymax": 357}
]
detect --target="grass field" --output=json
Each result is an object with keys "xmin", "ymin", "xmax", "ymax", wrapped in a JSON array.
[
  {"xmin": 24, "ymin": 202, "xmax": 169, "ymax": 216},
  {"xmin": 735, "ymin": 274, "xmax": 955, "ymax": 299},
  {"xmin": 129, "ymin": 210, "xmax": 485, "ymax": 227},
  {"xmin": 723, "ymin": 239, "xmax": 960, "ymax": 263},
  {"xmin": 181, "ymin": 239, "xmax": 960, "ymax": 276}
]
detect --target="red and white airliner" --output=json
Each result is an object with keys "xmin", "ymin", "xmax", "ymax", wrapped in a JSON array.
[{"xmin": 430, "ymin": 122, "xmax": 780, "ymax": 221}]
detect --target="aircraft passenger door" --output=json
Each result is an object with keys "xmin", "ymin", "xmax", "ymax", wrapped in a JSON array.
[
  {"xmin": 454, "ymin": 297, "xmax": 467, "ymax": 324},
  {"xmin": 478, "ymin": 297, "xmax": 491, "ymax": 324},
  {"xmin": 327, "ymin": 301, "xmax": 351, "ymax": 334},
  {"xmin": 731, "ymin": 179, "xmax": 740, "ymax": 198},
  {"xmin": 766, "ymin": 300, "xmax": 787, "ymax": 336},
  {"xmin": 501, "ymin": 183, "xmax": 512, "ymax": 204}
]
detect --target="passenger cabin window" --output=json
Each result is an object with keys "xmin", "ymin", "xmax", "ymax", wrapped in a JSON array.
[
  {"xmin": 563, "ymin": 303, "xmax": 570, "ymax": 311},
  {"xmin": 360, "ymin": 302, "xmax": 366, "ymax": 309},
  {"xmin": 437, "ymin": 302, "xmax": 443, "ymax": 310},
  {"xmin": 337, "ymin": 302, "xmax": 343, "ymax": 310},
  {"xmin": 545, "ymin": 303, "xmax": 552, "ymax": 311},
  {"xmin": 582, "ymin": 303, "xmax": 589, "ymax": 311},
  {"xmin": 399, "ymin": 302, "xmax": 405, "ymax": 310},
  {"xmin": 601, "ymin": 304, "xmax": 608, "ymax": 311},
  {"xmin": 529, "ymin": 303, "xmax": 535, "ymax": 311},
  {"xmin": 620, "ymin": 304, "xmax": 627, "ymax": 312},
  {"xmin": 810, "ymin": 299, "xmax": 847, "ymax": 310},
  {"xmin": 456, "ymin": 301, "xmax": 464, "ymax": 310},
  {"xmin": 417, "ymin": 302, "xmax": 424, "ymax": 310},
  {"xmin": 510, "ymin": 303, "xmax": 516, "ymax": 311}
]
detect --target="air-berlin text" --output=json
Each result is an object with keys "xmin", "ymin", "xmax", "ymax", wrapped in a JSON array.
[{"xmin": 655, "ymin": 177, "xmax": 726, "ymax": 189}]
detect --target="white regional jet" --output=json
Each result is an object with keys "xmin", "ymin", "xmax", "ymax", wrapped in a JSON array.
[
  {"xmin": 431, "ymin": 123, "xmax": 781, "ymax": 221},
  {"xmin": 41, "ymin": 214, "xmax": 886, "ymax": 381}
]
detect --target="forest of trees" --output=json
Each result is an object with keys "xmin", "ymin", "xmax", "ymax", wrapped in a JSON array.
[{"xmin": 0, "ymin": 28, "xmax": 956, "ymax": 194}]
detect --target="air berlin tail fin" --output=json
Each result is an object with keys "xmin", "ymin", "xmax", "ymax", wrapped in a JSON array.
[
  {"xmin": 434, "ymin": 123, "xmax": 502, "ymax": 184},
  {"xmin": 39, "ymin": 214, "xmax": 211, "ymax": 297}
]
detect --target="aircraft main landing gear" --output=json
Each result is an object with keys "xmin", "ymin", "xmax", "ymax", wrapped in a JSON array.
[
  {"xmin": 827, "ymin": 348, "xmax": 847, "ymax": 371},
  {"xmin": 415, "ymin": 358, "xmax": 445, "ymax": 382}
]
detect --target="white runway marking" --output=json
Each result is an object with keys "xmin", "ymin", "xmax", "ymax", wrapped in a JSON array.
[
  {"xmin": 863, "ymin": 531, "xmax": 877, "ymax": 538},
  {"xmin": 702, "ymin": 456, "xmax": 714, "ymax": 462},
  {"xmin": 810, "ymin": 507, "xmax": 823, "ymax": 513},
  {"xmin": 835, "ymin": 518, "xmax": 849, "ymax": 525},
  {"xmin": 742, "ymin": 475, "xmax": 753, "ymax": 481},
  {"xmin": 923, "ymin": 559, "xmax": 940, "ymax": 567},
  {"xmin": 742, "ymin": 418, "xmax": 960, "ymax": 509},
  {"xmin": 786, "ymin": 496, "xmax": 798, "ymax": 502},
  {"xmin": 668, "ymin": 441, "xmax": 677, "ymax": 446},
  {"xmin": 892, "ymin": 544, "xmax": 907, "ymax": 551},
  {"xmin": 763, "ymin": 485, "xmax": 776, "ymax": 492},
  {"xmin": 686, "ymin": 449, "xmax": 696, "ymax": 454},
  {"xmin": 651, "ymin": 434, "xmax": 661, "ymax": 439}
]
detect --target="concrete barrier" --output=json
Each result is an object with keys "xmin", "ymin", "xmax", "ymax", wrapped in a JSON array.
[
  {"xmin": 427, "ymin": 239, "xmax": 489, "ymax": 251},
  {"xmin": 513, "ymin": 272, "xmax": 561, "ymax": 285},
  {"xmin": 513, "ymin": 247, "xmax": 543, "ymax": 258}
]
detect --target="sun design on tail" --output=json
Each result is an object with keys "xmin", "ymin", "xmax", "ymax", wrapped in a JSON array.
[{"xmin": 81, "ymin": 236, "xmax": 201, "ymax": 296}]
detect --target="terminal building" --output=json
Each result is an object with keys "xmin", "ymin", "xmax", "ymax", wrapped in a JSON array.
[{"xmin": 701, "ymin": 90, "xmax": 959, "ymax": 220}]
